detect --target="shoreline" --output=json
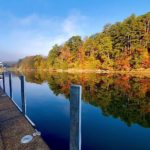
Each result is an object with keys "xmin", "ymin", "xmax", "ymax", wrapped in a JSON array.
[{"xmin": 9, "ymin": 68, "xmax": 150, "ymax": 75}]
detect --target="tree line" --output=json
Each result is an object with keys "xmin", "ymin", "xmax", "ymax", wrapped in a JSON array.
[{"xmin": 17, "ymin": 12, "xmax": 150, "ymax": 70}]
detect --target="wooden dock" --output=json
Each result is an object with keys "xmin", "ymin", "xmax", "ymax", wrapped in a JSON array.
[{"xmin": 0, "ymin": 88, "xmax": 50, "ymax": 150}]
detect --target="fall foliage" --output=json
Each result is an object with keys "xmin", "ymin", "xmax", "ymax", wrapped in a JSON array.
[{"xmin": 17, "ymin": 12, "xmax": 150, "ymax": 71}]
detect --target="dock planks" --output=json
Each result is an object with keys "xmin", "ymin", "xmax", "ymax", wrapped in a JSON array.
[{"xmin": 0, "ymin": 88, "xmax": 50, "ymax": 150}]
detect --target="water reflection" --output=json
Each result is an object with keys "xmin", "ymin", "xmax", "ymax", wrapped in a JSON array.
[{"xmin": 14, "ymin": 70, "xmax": 150, "ymax": 128}]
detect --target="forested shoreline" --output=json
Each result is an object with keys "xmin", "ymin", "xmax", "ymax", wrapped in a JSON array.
[{"xmin": 17, "ymin": 12, "xmax": 150, "ymax": 71}]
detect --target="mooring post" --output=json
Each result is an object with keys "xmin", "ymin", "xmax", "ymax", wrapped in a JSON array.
[
  {"xmin": 20, "ymin": 75, "xmax": 26, "ymax": 116},
  {"xmin": 70, "ymin": 84, "xmax": 82, "ymax": 150},
  {"xmin": 2, "ymin": 72, "xmax": 5, "ymax": 93},
  {"xmin": 9, "ymin": 73, "xmax": 12, "ymax": 98},
  {"xmin": 19, "ymin": 75, "xmax": 35, "ymax": 126}
]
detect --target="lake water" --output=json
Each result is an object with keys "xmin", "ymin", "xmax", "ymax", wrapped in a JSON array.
[{"xmin": 1, "ymin": 71, "xmax": 150, "ymax": 150}]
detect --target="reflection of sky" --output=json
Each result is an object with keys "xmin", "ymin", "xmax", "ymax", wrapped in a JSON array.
[{"xmin": 2, "ymin": 73, "xmax": 150, "ymax": 150}]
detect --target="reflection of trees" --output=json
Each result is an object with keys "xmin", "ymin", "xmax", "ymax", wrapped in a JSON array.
[
  {"xmin": 22, "ymin": 70, "xmax": 47, "ymax": 84},
  {"xmin": 21, "ymin": 71, "xmax": 150, "ymax": 128}
]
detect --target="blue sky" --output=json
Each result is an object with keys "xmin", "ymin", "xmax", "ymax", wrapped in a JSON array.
[{"xmin": 0, "ymin": 0, "xmax": 149, "ymax": 61}]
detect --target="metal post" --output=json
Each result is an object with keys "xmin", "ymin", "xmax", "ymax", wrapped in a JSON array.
[
  {"xmin": 70, "ymin": 85, "xmax": 82, "ymax": 150},
  {"xmin": 2, "ymin": 72, "xmax": 5, "ymax": 93},
  {"xmin": 20, "ymin": 76, "xmax": 26, "ymax": 116},
  {"xmin": 19, "ymin": 75, "xmax": 35, "ymax": 126},
  {"xmin": 9, "ymin": 73, "xmax": 12, "ymax": 98}
]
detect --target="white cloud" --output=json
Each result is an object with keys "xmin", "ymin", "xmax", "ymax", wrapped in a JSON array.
[
  {"xmin": 0, "ymin": 11, "xmax": 91, "ymax": 61},
  {"xmin": 62, "ymin": 11, "xmax": 89, "ymax": 36}
]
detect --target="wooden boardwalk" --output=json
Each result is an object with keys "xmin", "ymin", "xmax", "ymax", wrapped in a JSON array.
[{"xmin": 0, "ymin": 88, "xmax": 50, "ymax": 150}]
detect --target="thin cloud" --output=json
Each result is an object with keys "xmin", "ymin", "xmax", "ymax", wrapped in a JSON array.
[
  {"xmin": 62, "ymin": 11, "xmax": 88, "ymax": 35},
  {"xmin": 0, "ymin": 11, "xmax": 92, "ymax": 61}
]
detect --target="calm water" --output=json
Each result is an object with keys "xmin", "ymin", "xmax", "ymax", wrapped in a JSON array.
[{"xmin": 1, "ymin": 71, "xmax": 150, "ymax": 150}]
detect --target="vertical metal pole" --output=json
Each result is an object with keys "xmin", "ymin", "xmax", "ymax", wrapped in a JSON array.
[
  {"xmin": 9, "ymin": 73, "xmax": 12, "ymax": 98},
  {"xmin": 20, "ymin": 76, "xmax": 26, "ymax": 116},
  {"xmin": 2, "ymin": 72, "xmax": 5, "ymax": 93},
  {"xmin": 70, "ymin": 85, "xmax": 82, "ymax": 150}
]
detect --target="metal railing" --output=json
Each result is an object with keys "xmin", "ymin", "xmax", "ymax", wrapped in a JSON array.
[
  {"xmin": 1, "ymin": 72, "xmax": 35, "ymax": 126},
  {"xmin": 1, "ymin": 72, "xmax": 82, "ymax": 150}
]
